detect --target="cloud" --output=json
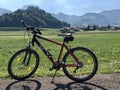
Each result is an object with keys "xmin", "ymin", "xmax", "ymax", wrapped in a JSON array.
[{"xmin": 0, "ymin": 0, "xmax": 120, "ymax": 15}]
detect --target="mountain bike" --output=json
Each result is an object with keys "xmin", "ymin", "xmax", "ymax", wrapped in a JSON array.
[{"xmin": 8, "ymin": 20, "xmax": 98, "ymax": 82}]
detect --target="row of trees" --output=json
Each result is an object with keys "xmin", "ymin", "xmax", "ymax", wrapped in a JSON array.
[{"xmin": 0, "ymin": 6, "xmax": 70, "ymax": 28}]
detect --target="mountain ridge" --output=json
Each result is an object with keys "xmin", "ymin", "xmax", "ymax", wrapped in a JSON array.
[
  {"xmin": 51, "ymin": 9, "xmax": 120, "ymax": 26},
  {"xmin": 0, "ymin": 7, "xmax": 12, "ymax": 16},
  {"xmin": 1, "ymin": 6, "xmax": 120, "ymax": 27},
  {"xmin": 0, "ymin": 6, "xmax": 70, "ymax": 28}
]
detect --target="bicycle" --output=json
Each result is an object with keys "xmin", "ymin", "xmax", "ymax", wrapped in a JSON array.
[{"xmin": 8, "ymin": 20, "xmax": 98, "ymax": 82}]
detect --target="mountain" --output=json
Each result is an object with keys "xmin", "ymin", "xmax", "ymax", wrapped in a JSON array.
[
  {"xmin": 51, "ymin": 9, "xmax": 120, "ymax": 26},
  {"xmin": 0, "ymin": 7, "xmax": 12, "ymax": 16},
  {"xmin": 0, "ymin": 6, "xmax": 70, "ymax": 28},
  {"xmin": 52, "ymin": 12, "xmax": 81, "ymax": 26}
]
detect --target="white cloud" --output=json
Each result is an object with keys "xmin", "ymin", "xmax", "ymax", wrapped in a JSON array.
[{"xmin": 0, "ymin": 0, "xmax": 120, "ymax": 15}]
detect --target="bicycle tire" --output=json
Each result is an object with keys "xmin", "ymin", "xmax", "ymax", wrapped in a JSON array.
[
  {"xmin": 62, "ymin": 47, "xmax": 98, "ymax": 82},
  {"xmin": 8, "ymin": 48, "xmax": 39, "ymax": 80}
]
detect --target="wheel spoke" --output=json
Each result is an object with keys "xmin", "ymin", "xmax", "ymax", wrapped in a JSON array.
[
  {"xmin": 8, "ymin": 49, "xmax": 39, "ymax": 80},
  {"xmin": 63, "ymin": 47, "xmax": 98, "ymax": 82}
]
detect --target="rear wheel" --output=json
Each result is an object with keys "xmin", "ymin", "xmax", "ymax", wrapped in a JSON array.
[
  {"xmin": 8, "ymin": 48, "xmax": 39, "ymax": 80},
  {"xmin": 63, "ymin": 47, "xmax": 98, "ymax": 82}
]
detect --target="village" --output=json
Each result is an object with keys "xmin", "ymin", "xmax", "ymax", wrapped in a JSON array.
[{"xmin": 60, "ymin": 24, "xmax": 120, "ymax": 33}]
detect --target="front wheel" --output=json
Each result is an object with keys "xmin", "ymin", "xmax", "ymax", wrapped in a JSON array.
[
  {"xmin": 8, "ymin": 48, "xmax": 39, "ymax": 80},
  {"xmin": 62, "ymin": 47, "xmax": 98, "ymax": 82}
]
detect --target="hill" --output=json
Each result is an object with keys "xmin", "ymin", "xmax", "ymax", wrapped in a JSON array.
[
  {"xmin": 0, "ymin": 6, "xmax": 70, "ymax": 28},
  {"xmin": 0, "ymin": 7, "xmax": 11, "ymax": 16},
  {"xmin": 52, "ymin": 9, "xmax": 120, "ymax": 26},
  {"xmin": 52, "ymin": 12, "xmax": 80, "ymax": 26}
]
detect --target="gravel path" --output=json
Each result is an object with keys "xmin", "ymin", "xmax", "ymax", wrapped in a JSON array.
[{"xmin": 0, "ymin": 73, "xmax": 120, "ymax": 90}]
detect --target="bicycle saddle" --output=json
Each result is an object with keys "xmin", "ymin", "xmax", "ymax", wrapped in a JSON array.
[{"xmin": 58, "ymin": 33, "xmax": 74, "ymax": 42}]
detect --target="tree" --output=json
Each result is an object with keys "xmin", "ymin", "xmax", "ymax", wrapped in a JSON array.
[{"xmin": 0, "ymin": 5, "xmax": 70, "ymax": 28}]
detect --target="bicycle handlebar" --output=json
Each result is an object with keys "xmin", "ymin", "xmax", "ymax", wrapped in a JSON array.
[{"xmin": 21, "ymin": 20, "xmax": 42, "ymax": 35}]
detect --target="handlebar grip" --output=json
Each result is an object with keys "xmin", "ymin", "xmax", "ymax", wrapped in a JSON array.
[{"xmin": 21, "ymin": 20, "xmax": 42, "ymax": 35}]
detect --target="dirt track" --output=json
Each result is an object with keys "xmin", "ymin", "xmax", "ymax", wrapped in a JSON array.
[{"xmin": 0, "ymin": 73, "xmax": 120, "ymax": 90}]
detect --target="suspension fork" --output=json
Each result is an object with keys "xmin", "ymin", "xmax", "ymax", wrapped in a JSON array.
[{"xmin": 23, "ymin": 46, "xmax": 32, "ymax": 66}]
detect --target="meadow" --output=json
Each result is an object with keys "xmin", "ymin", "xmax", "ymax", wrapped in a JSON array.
[{"xmin": 0, "ymin": 28, "xmax": 120, "ymax": 78}]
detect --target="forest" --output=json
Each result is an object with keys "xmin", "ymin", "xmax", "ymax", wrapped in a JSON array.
[{"xmin": 0, "ymin": 6, "xmax": 70, "ymax": 28}]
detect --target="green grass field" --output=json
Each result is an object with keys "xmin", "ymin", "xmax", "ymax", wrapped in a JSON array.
[{"xmin": 0, "ymin": 29, "xmax": 120, "ymax": 78}]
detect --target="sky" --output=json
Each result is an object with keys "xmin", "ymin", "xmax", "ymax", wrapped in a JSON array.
[{"xmin": 0, "ymin": 0, "xmax": 120, "ymax": 16}]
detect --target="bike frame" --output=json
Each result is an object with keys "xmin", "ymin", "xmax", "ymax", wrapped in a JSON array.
[{"xmin": 31, "ymin": 33, "xmax": 80, "ymax": 67}]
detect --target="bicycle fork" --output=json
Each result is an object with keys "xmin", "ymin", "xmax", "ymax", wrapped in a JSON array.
[{"xmin": 23, "ymin": 48, "xmax": 32, "ymax": 66}]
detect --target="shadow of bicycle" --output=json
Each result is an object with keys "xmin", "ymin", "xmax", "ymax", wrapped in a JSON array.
[
  {"xmin": 5, "ymin": 79, "xmax": 107, "ymax": 90},
  {"xmin": 5, "ymin": 79, "xmax": 41, "ymax": 90},
  {"xmin": 52, "ymin": 81, "xmax": 107, "ymax": 90}
]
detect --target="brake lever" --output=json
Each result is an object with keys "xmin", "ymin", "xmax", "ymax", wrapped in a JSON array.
[
  {"xmin": 36, "ymin": 29, "xmax": 42, "ymax": 35},
  {"xmin": 21, "ymin": 20, "xmax": 42, "ymax": 35}
]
